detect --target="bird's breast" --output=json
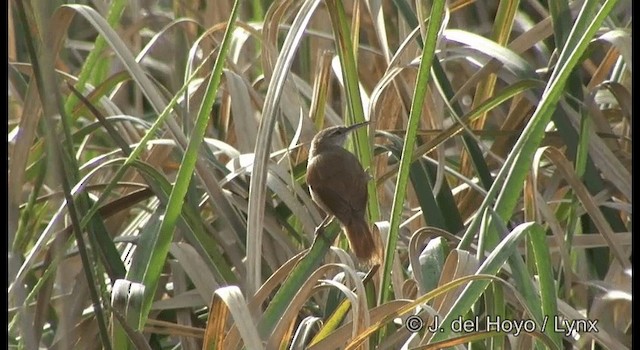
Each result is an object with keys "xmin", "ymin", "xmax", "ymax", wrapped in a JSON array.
[{"xmin": 306, "ymin": 148, "xmax": 369, "ymax": 220}]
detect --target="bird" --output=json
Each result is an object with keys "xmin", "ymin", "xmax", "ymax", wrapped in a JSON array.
[{"xmin": 306, "ymin": 121, "xmax": 383, "ymax": 265}]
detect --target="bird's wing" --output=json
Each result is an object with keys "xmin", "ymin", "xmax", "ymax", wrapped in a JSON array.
[{"xmin": 307, "ymin": 150, "xmax": 368, "ymax": 223}]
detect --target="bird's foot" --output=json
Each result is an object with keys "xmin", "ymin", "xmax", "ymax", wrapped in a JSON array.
[{"xmin": 314, "ymin": 215, "xmax": 334, "ymax": 236}]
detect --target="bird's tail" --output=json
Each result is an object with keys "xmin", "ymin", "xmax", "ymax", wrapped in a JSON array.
[{"xmin": 343, "ymin": 219, "xmax": 383, "ymax": 266}]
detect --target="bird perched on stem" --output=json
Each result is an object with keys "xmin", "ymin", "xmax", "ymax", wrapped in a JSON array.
[{"xmin": 306, "ymin": 121, "xmax": 383, "ymax": 265}]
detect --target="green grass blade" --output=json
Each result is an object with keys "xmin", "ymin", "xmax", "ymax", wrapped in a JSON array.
[
  {"xmin": 246, "ymin": 0, "xmax": 322, "ymax": 295},
  {"xmin": 63, "ymin": 0, "xmax": 127, "ymax": 114},
  {"xmin": 529, "ymin": 223, "xmax": 562, "ymax": 348},
  {"xmin": 126, "ymin": 0, "xmax": 240, "ymax": 328},
  {"xmin": 379, "ymin": 0, "xmax": 447, "ymax": 305},
  {"xmin": 325, "ymin": 0, "xmax": 380, "ymax": 223},
  {"xmin": 460, "ymin": 0, "xmax": 622, "ymax": 253}
]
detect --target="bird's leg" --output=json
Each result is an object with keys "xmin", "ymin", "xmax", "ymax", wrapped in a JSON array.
[
  {"xmin": 314, "ymin": 215, "xmax": 334, "ymax": 236},
  {"xmin": 311, "ymin": 214, "xmax": 336, "ymax": 256},
  {"xmin": 364, "ymin": 167, "xmax": 374, "ymax": 181}
]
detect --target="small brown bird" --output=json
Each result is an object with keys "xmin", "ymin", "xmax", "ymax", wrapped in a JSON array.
[{"xmin": 306, "ymin": 121, "xmax": 382, "ymax": 265}]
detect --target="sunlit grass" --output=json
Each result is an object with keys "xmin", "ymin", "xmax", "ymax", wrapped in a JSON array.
[{"xmin": 8, "ymin": 0, "xmax": 631, "ymax": 349}]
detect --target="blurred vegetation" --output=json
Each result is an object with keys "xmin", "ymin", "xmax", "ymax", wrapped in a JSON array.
[{"xmin": 8, "ymin": 0, "xmax": 631, "ymax": 349}]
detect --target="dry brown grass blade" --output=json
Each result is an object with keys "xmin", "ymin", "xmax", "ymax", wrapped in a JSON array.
[
  {"xmin": 223, "ymin": 249, "xmax": 308, "ymax": 349},
  {"xmin": 309, "ymin": 50, "xmax": 334, "ymax": 130},
  {"xmin": 25, "ymin": 186, "xmax": 153, "ymax": 253},
  {"xmin": 448, "ymin": 13, "xmax": 553, "ymax": 106},
  {"xmin": 307, "ymin": 300, "xmax": 411, "ymax": 350},
  {"xmin": 527, "ymin": 232, "xmax": 630, "ymax": 251},
  {"xmin": 530, "ymin": 147, "xmax": 574, "ymax": 299},
  {"xmin": 541, "ymin": 147, "xmax": 630, "ymax": 269},
  {"xmin": 9, "ymin": 0, "xmax": 631, "ymax": 348},
  {"xmin": 432, "ymin": 249, "xmax": 479, "ymax": 315},
  {"xmin": 584, "ymin": 82, "xmax": 631, "ymax": 162},
  {"xmin": 601, "ymin": 81, "xmax": 632, "ymax": 122},
  {"xmin": 587, "ymin": 46, "xmax": 626, "ymax": 89},
  {"xmin": 488, "ymin": 96, "xmax": 533, "ymax": 161},
  {"xmin": 595, "ymin": 29, "xmax": 632, "ymax": 73},
  {"xmin": 574, "ymin": 100, "xmax": 631, "ymax": 197},
  {"xmin": 363, "ymin": 0, "xmax": 392, "ymax": 61},
  {"xmin": 169, "ymin": 243, "xmax": 220, "ymax": 302},
  {"xmin": 556, "ymin": 296, "xmax": 629, "ymax": 349},
  {"xmin": 151, "ymin": 289, "xmax": 204, "ymax": 311},
  {"xmin": 167, "ymin": 260, "xmax": 200, "ymax": 350},
  {"xmin": 144, "ymin": 318, "xmax": 204, "ymax": 339},
  {"xmin": 32, "ymin": 251, "xmax": 56, "ymax": 346},
  {"xmin": 265, "ymin": 263, "xmax": 369, "ymax": 349},
  {"xmin": 587, "ymin": 261, "xmax": 631, "ymax": 346},
  {"xmin": 222, "ymin": 69, "xmax": 259, "ymax": 153},
  {"xmin": 408, "ymin": 227, "xmax": 458, "ymax": 295},
  {"xmin": 57, "ymin": 315, "xmax": 100, "ymax": 349},
  {"xmin": 8, "ymin": 73, "xmax": 43, "ymax": 249},
  {"xmin": 203, "ymin": 286, "xmax": 262, "ymax": 350},
  {"xmin": 112, "ymin": 308, "xmax": 153, "ymax": 350},
  {"xmin": 226, "ymin": 191, "xmax": 299, "ymax": 270},
  {"xmin": 8, "ymin": 0, "xmax": 16, "ymax": 61}
]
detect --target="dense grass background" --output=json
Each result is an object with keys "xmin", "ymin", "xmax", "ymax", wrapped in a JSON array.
[{"xmin": 8, "ymin": 0, "xmax": 631, "ymax": 349}]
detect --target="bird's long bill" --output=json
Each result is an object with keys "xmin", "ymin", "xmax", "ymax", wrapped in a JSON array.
[{"xmin": 345, "ymin": 120, "xmax": 369, "ymax": 133}]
